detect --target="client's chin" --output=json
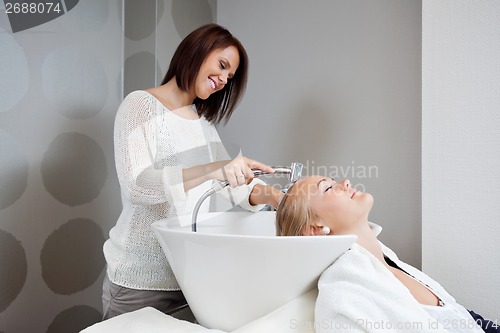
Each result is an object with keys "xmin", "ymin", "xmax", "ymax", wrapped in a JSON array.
[{"xmin": 359, "ymin": 192, "xmax": 374, "ymax": 210}]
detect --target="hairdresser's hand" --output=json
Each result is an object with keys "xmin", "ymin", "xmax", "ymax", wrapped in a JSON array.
[
  {"xmin": 210, "ymin": 157, "xmax": 274, "ymax": 188},
  {"xmin": 250, "ymin": 184, "xmax": 284, "ymax": 208}
]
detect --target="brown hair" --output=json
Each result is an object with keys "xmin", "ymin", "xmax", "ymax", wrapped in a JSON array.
[
  {"xmin": 275, "ymin": 182, "xmax": 319, "ymax": 236},
  {"xmin": 161, "ymin": 23, "xmax": 249, "ymax": 125}
]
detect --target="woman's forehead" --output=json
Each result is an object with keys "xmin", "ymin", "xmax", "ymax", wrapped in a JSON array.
[
  {"xmin": 293, "ymin": 176, "xmax": 325, "ymax": 194},
  {"xmin": 298, "ymin": 176, "xmax": 324, "ymax": 186}
]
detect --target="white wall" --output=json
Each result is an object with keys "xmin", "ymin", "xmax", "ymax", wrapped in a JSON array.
[
  {"xmin": 423, "ymin": 0, "xmax": 500, "ymax": 320},
  {"xmin": 217, "ymin": 0, "xmax": 423, "ymax": 267}
]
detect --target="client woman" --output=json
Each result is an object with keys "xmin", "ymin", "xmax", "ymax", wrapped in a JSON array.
[{"xmin": 276, "ymin": 176, "xmax": 498, "ymax": 333}]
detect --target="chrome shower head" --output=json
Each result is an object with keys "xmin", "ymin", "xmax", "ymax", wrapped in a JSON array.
[
  {"xmin": 288, "ymin": 162, "xmax": 303, "ymax": 183},
  {"xmin": 192, "ymin": 162, "xmax": 304, "ymax": 231},
  {"xmin": 253, "ymin": 162, "xmax": 303, "ymax": 184}
]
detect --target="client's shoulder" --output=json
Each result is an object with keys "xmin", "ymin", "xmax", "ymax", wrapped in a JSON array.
[{"xmin": 319, "ymin": 244, "xmax": 373, "ymax": 281}]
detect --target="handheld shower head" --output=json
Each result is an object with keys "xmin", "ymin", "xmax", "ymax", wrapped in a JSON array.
[
  {"xmin": 192, "ymin": 162, "xmax": 304, "ymax": 232},
  {"xmin": 253, "ymin": 162, "xmax": 303, "ymax": 184},
  {"xmin": 288, "ymin": 162, "xmax": 303, "ymax": 183}
]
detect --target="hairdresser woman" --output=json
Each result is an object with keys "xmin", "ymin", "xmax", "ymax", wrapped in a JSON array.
[{"xmin": 102, "ymin": 24, "xmax": 280, "ymax": 321}]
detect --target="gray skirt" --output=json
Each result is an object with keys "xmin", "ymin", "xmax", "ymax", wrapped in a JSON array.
[{"xmin": 101, "ymin": 274, "xmax": 196, "ymax": 322}]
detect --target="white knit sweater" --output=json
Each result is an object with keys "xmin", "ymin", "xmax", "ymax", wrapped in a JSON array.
[{"xmin": 103, "ymin": 90, "xmax": 265, "ymax": 291}]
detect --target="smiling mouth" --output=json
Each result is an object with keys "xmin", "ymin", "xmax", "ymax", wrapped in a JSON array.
[{"xmin": 209, "ymin": 78, "xmax": 217, "ymax": 90}]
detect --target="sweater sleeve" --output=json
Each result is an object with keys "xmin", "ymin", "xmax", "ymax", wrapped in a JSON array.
[
  {"xmin": 208, "ymin": 127, "xmax": 267, "ymax": 212},
  {"xmin": 114, "ymin": 91, "xmax": 185, "ymax": 206},
  {"xmin": 215, "ymin": 177, "xmax": 267, "ymax": 212}
]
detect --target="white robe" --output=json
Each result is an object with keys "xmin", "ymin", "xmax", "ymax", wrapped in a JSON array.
[{"xmin": 315, "ymin": 240, "xmax": 484, "ymax": 333}]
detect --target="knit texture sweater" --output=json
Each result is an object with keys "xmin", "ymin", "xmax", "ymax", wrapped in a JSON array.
[{"xmin": 103, "ymin": 90, "xmax": 264, "ymax": 291}]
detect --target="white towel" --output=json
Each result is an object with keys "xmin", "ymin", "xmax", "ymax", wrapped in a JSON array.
[
  {"xmin": 80, "ymin": 290, "xmax": 318, "ymax": 333},
  {"xmin": 80, "ymin": 307, "xmax": 225, "ymax": 333},
  {"xmin": 233, "ymin": 289, "xmax": 318, "ymax": 333},
  {"xmin": 315, "ymin": 243, "xmax": 451, "ymax": 333}
]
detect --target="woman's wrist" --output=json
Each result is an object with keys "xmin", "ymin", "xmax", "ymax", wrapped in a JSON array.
[
  {"xmin": 182, "ymin": 162, "xmax": 222, "ymax": 192},
  {"xmin": 249, "ymin": 184, "xmax": 284, "ymax": 209}
]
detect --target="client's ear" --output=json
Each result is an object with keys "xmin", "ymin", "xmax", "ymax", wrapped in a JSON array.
[{"xmin": 305, "ymin": 224, "xmax": 328, "ymax": 236}]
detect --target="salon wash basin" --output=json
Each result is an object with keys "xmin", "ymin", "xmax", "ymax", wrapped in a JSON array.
[{"xmin": 151, "ymin": 211, "xmax": 357, "ymax": 331}]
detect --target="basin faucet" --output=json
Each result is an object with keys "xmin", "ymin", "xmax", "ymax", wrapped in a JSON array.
[{"xmin": 191, "ymin": 162, "xmax": 303, "ymax": 232}]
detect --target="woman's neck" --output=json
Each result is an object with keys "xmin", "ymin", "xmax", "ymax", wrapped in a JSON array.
[
  {"xmin": 147, "ymin": 79, "xmax": 195, "ymax": 110},
  {"xmin": 353, "ymin": 221, "xmax": 386, "ymax": 264}
]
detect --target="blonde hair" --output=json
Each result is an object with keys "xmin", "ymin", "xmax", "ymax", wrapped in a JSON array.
[{"xmin": 275, "ymin": 183, "xmax": 319, "ymax": 236}]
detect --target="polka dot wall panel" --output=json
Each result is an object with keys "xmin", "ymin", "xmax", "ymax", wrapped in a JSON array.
[
  {"xmin": 0, "ymin": 0, "xmax": 216, "ymax": 331},
  {"xmin": 0, "ymin": 0, "xmax": 122, "ymax": 332}
]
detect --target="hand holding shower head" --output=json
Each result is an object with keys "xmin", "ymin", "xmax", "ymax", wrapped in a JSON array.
[
  {"xmin": 192, "ymin": 162, "xmax": 304, "ymax": 231},
  {"xmin": 252, "ymin": 162, "xmax": 303, "ymax": 184}
]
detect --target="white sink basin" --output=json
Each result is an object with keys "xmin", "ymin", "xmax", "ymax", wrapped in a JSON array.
[{"xmin": 152, "ymin": 211, "xmax": 356, "ymax": 331}]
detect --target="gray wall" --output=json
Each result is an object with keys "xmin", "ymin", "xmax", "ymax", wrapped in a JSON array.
[
  {"xmin": 123, "ymin": 0, "xmax": 217, "ymax": 94},
  {"xmin": 217, "ymin": 0, "xmax": 422, "ymax": 267}
]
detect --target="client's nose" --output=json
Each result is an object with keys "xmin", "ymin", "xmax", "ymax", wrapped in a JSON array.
[{"xmin": 340, "ymin": 179, "xmax": 350, "ymax": 190}]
